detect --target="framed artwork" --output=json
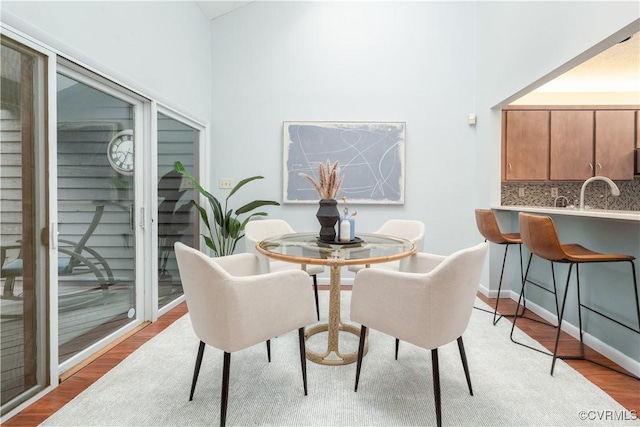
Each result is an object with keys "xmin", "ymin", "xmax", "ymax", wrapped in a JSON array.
[{"xmin": 283, "ymin": 121, "xmax": 406, "ymax": 204}]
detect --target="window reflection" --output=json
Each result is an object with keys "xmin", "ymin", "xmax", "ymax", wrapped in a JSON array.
[{"xmin": 157, "ymin": 112, "xmax": 197, "ymax": 309}]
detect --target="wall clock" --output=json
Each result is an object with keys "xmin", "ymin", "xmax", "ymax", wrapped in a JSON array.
[{"xmin": 107, "ymin": 129, "xmax": 134, "ymax": 175}]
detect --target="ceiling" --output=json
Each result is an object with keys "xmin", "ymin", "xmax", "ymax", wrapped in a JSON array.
[
  {"xmin": 195, "ymin": 2, "xmax": 639, "ymax": 94},
  {"xmin": 535, "ymin": 31, "xmax": 640, "ymax": 93},
  {"xmin": 195, "ymin": 1, "xmax": 252, "ymax": 20}
]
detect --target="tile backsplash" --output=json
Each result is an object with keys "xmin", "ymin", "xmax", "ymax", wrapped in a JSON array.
[{"xmin": 501, "ymin": 177, "xmax": 640, "ymax": 211}]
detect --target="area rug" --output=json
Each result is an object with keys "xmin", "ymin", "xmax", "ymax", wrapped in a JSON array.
[{"xmin": 41, "ymin": 291, "xmax": 639, "ymax": 426}]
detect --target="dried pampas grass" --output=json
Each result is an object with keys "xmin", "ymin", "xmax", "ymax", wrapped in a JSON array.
[{"xmin": 299, "ymin": 160, "xmax": 343, "ymax": 200}]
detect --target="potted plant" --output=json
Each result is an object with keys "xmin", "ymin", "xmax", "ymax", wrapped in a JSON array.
[{"xmin": 174, "ymin": 161, "xmax": 280, "ymax": 256}]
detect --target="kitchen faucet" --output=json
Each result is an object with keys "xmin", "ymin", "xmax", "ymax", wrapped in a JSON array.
[
  {"xmin": 579, "ymin": 176, "xmax": 620, "ymax": 210},
  {"xmin": 553, "ymin": 195, "xmax": 569, "ymax": 208}
]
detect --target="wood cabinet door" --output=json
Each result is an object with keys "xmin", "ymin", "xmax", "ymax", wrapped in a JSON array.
[
  {"xmin": 504, "ymin": 110, "xmax": 549, "ymax": 181},
  {"xmin": 550, "ymin": 110, "xmax": 594, "ymax": 180},
  {"xmin": 595, "ymin": 110, "xmax": 635, "ymax": 180}
]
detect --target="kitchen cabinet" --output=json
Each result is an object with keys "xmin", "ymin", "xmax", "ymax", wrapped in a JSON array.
[
  {"xmin": 503, "ymin": 110, "xmax": 549, "ymax": 181},
  {"xmin": 594, "ymin": 110, "xmax": 635, "ymax": 180},
  {"xmin": 503, "ymin": 106, "xmax": 638, "ymax": 182},
  {"xmin": 549, "ymin": 110, "xmax": 594, "ymax": 180}
]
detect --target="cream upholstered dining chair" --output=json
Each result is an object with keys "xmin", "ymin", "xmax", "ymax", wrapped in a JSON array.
[
  {"xmin": 245, "ymin": 219, "xmax": 324, "ymax": 320},
  {"xmin": 347, "ymin": 219, "xmax": 425, "ymax": 274},
  {"xmin": 174, "ymin": 242, "xmax": 316, "ymax": 427},
  {"xmin": 347, "ymin": 219, "xmax": 426, "ymax": 357},
  {"xmin": 351, "ymin": 242, "xmax": 488, "ymax": 427}
]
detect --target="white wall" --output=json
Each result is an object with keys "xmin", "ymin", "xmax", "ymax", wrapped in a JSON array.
[
  {"xmin": 209, "ymin": 1, "xmax": 480, "ymax": 261},
  {"xmin": 209, "ymin": 0, "xmax": 639, "ymax": 286},
  {"xmin": 1, "ymin": 1, "xmax": 212, "ymax": 122}
]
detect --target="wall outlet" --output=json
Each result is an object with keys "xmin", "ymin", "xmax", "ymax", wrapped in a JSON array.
[
  {"xmin": 551, "ymin": 187, "xmax": 558, "ymax": 197},
  {"xmin": 219, "ymin": 178, "xmax": 234, "ymax": 189},
  {"xmin": 518, "ymin": 187, "xmax": 525, "ymax": 197}
]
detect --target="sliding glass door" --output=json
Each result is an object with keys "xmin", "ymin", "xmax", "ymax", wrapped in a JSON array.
[
  {"xmin": 2, "ymin": 28, "xmax": 207, "ymax": 419},
  {"xmin": 157, "ymin": 112, "xmax": 198, "ymax": 310},
  {"xmin": 0, "ymin": 35, "xmax": 48, "ymax": 415},
  {"xmin": 56, "ymin": 70, "xmax": 142, "ymax": 365}
]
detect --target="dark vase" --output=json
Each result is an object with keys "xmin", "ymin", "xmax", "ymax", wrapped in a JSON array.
[{"xmin": 316, "ymin": 198, "xmax": 340, "ymax": 242}]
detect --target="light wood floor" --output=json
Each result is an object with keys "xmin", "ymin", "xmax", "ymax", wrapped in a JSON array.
[{"xmin": 3, "ymin": 291, "xmax": 639, "ymax": 426}]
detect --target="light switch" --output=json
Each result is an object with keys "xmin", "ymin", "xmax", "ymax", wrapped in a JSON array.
[{"xmin": 219, "ymin": 179, "xmax": 234, "ymax": 189}]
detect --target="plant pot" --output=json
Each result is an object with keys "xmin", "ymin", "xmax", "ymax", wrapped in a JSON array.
[{"xmin": 316, "ymin": 198, "xmax": 340, "ymax": 242}]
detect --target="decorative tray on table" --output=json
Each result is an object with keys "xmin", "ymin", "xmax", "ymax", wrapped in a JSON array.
[{"xmin": 316, "ymin": 236, "xmax": 363, "ymax": 247}]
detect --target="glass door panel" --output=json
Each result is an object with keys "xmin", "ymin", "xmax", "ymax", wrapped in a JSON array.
[
  {"xmin": 0, "ymin": 36, "xmax": 47, "ymax": 414},
  {"xmin": 157, "ymin": 112, "xmax": 198, "ymax": 309},
  {"xmin": 56, "ymin": 73, "xmax": 137, "ymax": 363}
]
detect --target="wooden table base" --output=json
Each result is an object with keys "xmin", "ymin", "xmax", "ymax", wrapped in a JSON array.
[
  {"xmin": 305, "ymin": 321, "xmax": 367, "ymax": 365},
  {"xmin": 304, "ymin": 263, "xmax": 367, "ymax": 365}
]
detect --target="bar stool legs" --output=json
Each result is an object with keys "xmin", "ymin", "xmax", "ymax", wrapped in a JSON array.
[
  {"xmin": 491, "ymin": 243, "xmax": 526, "ymax": 325},
  {"xmin": 473, "ymin": 242, "xmax": 526, "ymax": 324},
  {"xmin": 473, "ymin": 209, "xmax": 527, "ymax": 325},
  {"xmin": 551, "ymin": 260, "xmax": 640, "ymax": 379},
  {"xmin": 509, "ymin": 253, "xmax": 561, "ymax": 355},
  {"xmin": 518, "ymin": 212, "xmax": 640, "ymax": 379}
]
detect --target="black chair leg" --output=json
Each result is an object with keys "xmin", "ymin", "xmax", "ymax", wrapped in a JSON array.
[
  {"xmin": 510, "ymin": 254, "xmax": 531, "ymax": 341},
  {"xmin": 575, "ymin": 264, "xmax": 586, "ymax": 359},
  {"xmin": 189, "ymin": 341, "xmax": 205, "ymax": 401},
  {"xmin": 510, "ymin": 254, "xmax": 556, "ymax": 356},
  {"xmin": 457, "ymin": 337, "xmax": 473, "ymax": 396},
  {"xmin": 551, "ymin": 263, "xmax": 574, "ymax": 376},
  {"xmin": 395, "ymin": 338, "xmax": 399, "ymax": 360},
  {"xmin": 266, "ymin": 339, "xmax": 271, "ymax": 363},
  {"xmin": 431, "ymin": 348, "xmax": 442, "ymax": 427},
  {"xmin": 631, "ymin": 261, "xmax": 640, "ymax": 335},
  {"xmin": 220, "ymin": 352, "xmax": 231, "ymax": 427},
  {"xmin": 312, "ymin": 274, "xmax": 320, "ymax": 320},
  {"xmin": 298, "ymin": 327, "xmax": 308, "ymax": 395},
  {"xmin": 552, "ymin": 261, "xmax": 640, "ymax": 379},
  {"xmin": 354, "ymin": 325, "xmax": 367, "ymax": 392},
  {"xmin": 492, "ymin": 244, "xmax": 511, "ymax": 325}
]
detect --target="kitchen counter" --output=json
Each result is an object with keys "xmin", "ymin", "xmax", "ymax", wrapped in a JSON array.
[{"xmin": 492, "ymin": 205, "xmax": 640, "ymax": 222}]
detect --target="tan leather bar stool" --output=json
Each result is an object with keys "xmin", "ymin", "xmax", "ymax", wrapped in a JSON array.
[
  {"xmin": 474, "ymin": 209, "xmax": 527, "ymax": 325},
  {"xmin": 518, "ymin": 212, "xmax": 640, "ymax": 379}
]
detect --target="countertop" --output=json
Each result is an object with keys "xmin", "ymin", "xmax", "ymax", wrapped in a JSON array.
[{"xmin": 491, "ymin": 205, "xmax": 640, "ymax": 222}]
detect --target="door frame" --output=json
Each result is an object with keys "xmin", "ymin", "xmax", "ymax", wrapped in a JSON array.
[
  {"xmin": 54, "ymin": 62, "xmax": 151, "ymax": 375},
  {"xmin": 153, "ymin": 105, "xmax": 207, "ymax": 320},
  {"xmin": 0, "ymin": 25, "xmax": 55, "ymax": 420}
]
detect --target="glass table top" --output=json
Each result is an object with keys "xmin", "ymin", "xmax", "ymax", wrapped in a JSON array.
[{"xmin": 257, "ymin": 232, "xmax": 415, "ymax": 266}]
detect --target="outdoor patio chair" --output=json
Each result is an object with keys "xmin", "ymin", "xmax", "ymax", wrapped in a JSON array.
[{"xmin": 1, "ymin": 203, "xmax": 114, "ymax": 299}]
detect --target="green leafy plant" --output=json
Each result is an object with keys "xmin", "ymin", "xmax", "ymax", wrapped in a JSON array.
[{"xmin": 174, "ymin": 161, "xmax": 280, "ymax": 256}]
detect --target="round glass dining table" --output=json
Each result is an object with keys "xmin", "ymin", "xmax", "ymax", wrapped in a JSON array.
[{"xmin": 257, "ymin": 232, "xmax": 416, "ymax": 365}]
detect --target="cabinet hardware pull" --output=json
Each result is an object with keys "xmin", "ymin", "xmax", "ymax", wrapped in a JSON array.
[
  {"xmin": 597, "ymin": 163, "xmax": 602, "ymax": 172},
  {"xmin": 588, "ymin": 163, "xmax": 593, "ymax": 171},
  {"xmin": 508, "ymin": 163, "xmax": 512, "ymax": 171}
]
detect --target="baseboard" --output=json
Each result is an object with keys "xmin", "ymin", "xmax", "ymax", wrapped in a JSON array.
[
  {"xmin": 509, "ymin": 290, "xmax": 640, "ymax": 378},
  {"xmin": 478, "ymin": 283, "xmax": 512, "ymax": 299}
]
